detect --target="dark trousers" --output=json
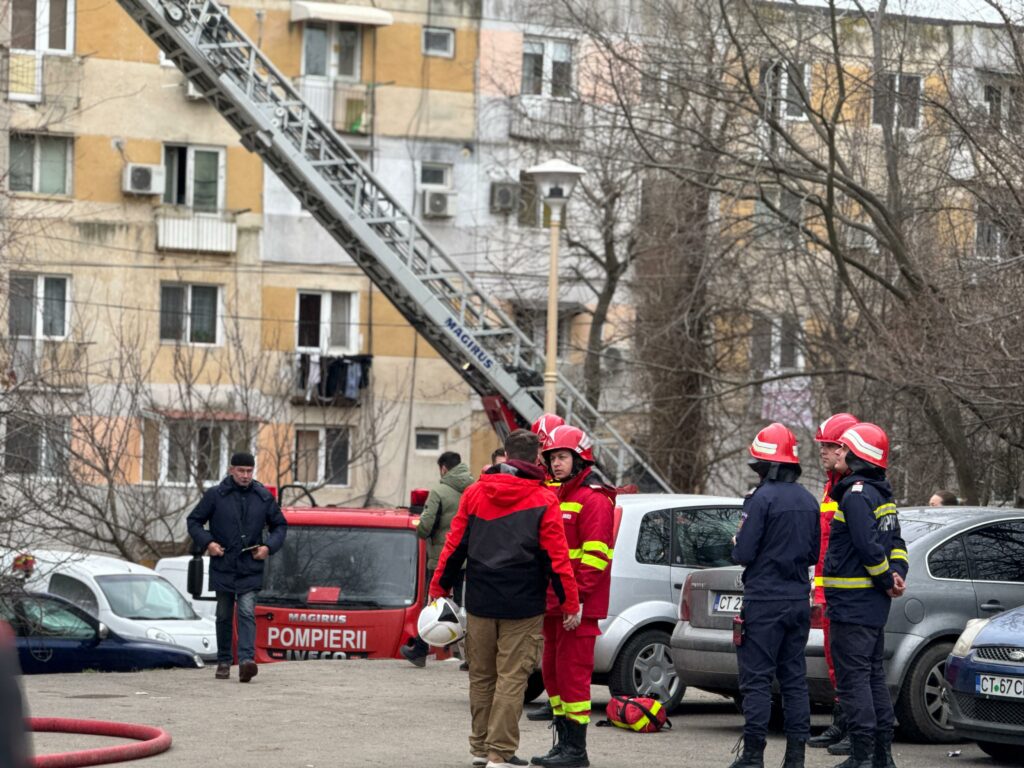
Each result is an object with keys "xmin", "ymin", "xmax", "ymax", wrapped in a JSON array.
[
  {"xmin": 736, "ymin": 599, "xmax": 812, "ymax": 741},
  {"xmin": 410, "ymin": 567, "xmax": 464, "ymax": 655},
  {"xmin": 215, "ymin": 590, "xmax": 257, "ymax": 664},
  {"xmin": 830, "ymin": 621, "xmax": 894, "ymax": 738}
]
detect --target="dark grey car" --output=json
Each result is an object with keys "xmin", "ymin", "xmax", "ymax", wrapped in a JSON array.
[{"xmin": 671, "ymin": 507, "xmax": 1024, "ymax": 742}]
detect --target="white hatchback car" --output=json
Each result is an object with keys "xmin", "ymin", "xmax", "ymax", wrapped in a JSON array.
[{"xmin": 23, "ymin": 550, "xmax": 218, "ymax": 661}]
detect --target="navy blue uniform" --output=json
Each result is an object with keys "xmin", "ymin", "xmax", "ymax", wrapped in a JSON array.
[
  {"xmin": 731, "ymin": 478, "xmax": 820, "ymax": 742},
  {"xmin": 825, "ymin": 472, "xmax": 908, "ymax": 742}
]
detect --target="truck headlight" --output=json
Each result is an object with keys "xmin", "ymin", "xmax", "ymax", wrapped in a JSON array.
[
  {"xmin": 146, "ymin": 628, "xmax": 174, "ymax": 644},
  {"xmin": 952, "ymin": 618, "xmax": 990, "ymax": 658}
]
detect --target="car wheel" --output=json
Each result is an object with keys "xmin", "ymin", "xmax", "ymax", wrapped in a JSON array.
[
  {"xmin": 608, "ymin": 629, "xmax": 685, "ymax": 711},
  {"xmin": 524, "ymin": 669, "xmax": 546, "ymax": 704},
  {"xmin": 895, "ymin": 641, "xmax": 957, "ymax": 743},
  {"xmin": 977, "ymin": 740, "xmax": 1024, "ymax": 764}
]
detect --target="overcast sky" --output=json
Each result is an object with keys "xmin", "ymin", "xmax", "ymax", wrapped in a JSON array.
[{"xmin": 783, "ymin": 0, "xmax": 1024, "ymax": 24}]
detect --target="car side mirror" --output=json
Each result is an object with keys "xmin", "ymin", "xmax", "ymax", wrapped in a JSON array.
[{"xmin": 97, "ymin": 622, "xmax": 110, "ymax": 641}]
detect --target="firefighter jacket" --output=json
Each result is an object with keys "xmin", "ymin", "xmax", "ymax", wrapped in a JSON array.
[
  {"xmin": 812, "ymin": 472, "xmax": 842, "ymax": 604},
  {"xmin": 431, "ymin": 459, "xmax": 580, "ymax": 620},
  {"xmin": 731, "ymin": 476, "xmax": 819, "ymax": 601},
  {"xmin": 545, "ymin": 467, "xmax": 616, "ymax": 620},
  {"xmin": 824, "ymin": 471, "xmax": 909, "ymax": 627}
]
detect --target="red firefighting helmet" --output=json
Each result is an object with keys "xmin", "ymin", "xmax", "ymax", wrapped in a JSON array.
[
  {"xmin": 542, "ymin": 425, "xmax": 595, "ymax": 464},
  {"xmin": 749, "ymin": 423, "xmax": 800, "ymax": 464},
  {"xmin": 814, "ymin": 412, "xmax": 858, "ymax": 444},
  {"xmin": 531, "ymin": 413, "xmax": 565, "ymax": 447},
  {"xmin": 839, "ymin": 423, "xmax": 889, "ymax": 469}
]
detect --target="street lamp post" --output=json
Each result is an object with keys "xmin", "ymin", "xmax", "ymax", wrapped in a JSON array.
[{"xmin": 526, "ymin": 159, "xmax": 586, "ymax": 414}]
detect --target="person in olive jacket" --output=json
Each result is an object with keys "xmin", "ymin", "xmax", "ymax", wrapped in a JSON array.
[{"xmin": 187, "ymin": 452, "xmax": 287, "ymax": 683}]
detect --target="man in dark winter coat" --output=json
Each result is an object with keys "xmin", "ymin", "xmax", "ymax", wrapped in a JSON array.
[{"xmin": 187, "ymin": 452, "xmax": 287, "ymax": 683}]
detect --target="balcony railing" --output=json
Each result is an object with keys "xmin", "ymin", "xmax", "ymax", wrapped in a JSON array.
[
  {"xmin": 5, "ymin": 338, "xmax": 87, "ymax": 391},
  {"xmin": 509, "ymin": 96, "xmax": 583, "ymax": 144},
  {"xmin": 156, "ymin": 209, "xmax": 238, "ymax": 254},
  {"xmin": 6, "ymin": 50, "xmax": 43, "ymax": 103},
  {"xmin": 295, "ymin": 77, "xmax": 372, "ymax": 135}
]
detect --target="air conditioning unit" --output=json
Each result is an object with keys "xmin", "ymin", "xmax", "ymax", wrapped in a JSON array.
[
  {"xmin": 490, "ymin": 181, "xmax": 519, "ymax": 214},
  {"xmin": 423, "ymin": 190, "xmax": 457, "ymax": 218},
  {"xmin": 184, "ymin": 79, "xmax": 205, "ymax": 101},
  {"xmin": 122, "ymin": 163, "xmax": 166, "ymax": 195}
]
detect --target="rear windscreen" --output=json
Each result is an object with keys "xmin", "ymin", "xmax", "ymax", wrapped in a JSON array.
[{"xmin": 260, "ymin": 526, "xmax": 418, "ymax": 608}]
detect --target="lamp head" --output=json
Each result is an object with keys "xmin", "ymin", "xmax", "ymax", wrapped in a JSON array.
[{"xmin": 525, "ymin": 159, "xmax": 586, "ymax": 203}]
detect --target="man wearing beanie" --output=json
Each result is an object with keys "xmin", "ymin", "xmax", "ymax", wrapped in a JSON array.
[{"xmin": 187, "ymin": 451, "xmax": 287, "ymax": 682}]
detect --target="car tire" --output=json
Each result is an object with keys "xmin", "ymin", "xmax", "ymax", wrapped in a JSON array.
[
  {"xmin": 895, "ymin": 641, "xmax": 957, "ymax": 743},
  {"xmin": 608, "ymin": 629, "xmax": 685, "ymax": 711},
  {"xmin": 524, "ymin": 669, "xmax": 546, "ymax": 704},
  {"xmin": 977, "ymin": 740, "xmax": 1024, "ymax": 764}
]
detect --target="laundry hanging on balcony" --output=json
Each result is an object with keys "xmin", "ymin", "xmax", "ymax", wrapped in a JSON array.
[{"xmin": 296, "ymin": 353, "xmax": 372, "ymax": 404}]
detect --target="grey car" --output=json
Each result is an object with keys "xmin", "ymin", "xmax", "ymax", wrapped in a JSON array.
[
  {"xmin": 526, "ymin": 493, "xmax": 744, "ymax": 711},
  {"xmin": 671, "ymin": 507, "xmax": 1024, "ymax": 741}
]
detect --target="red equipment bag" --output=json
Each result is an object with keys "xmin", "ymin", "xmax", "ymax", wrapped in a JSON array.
[{"xmin": 597, "ymin": 695, "xmax": 672, "ymax": 733}]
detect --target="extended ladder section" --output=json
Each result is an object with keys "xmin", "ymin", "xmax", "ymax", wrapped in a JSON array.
[{"xmin": 116, "ymin": 0, "xmax": 671, "ymax": 491}]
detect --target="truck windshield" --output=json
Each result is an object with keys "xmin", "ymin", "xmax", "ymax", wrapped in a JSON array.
[{"xmin": 260, "ymin": 526, "xmax": 418, "ymax": 608}]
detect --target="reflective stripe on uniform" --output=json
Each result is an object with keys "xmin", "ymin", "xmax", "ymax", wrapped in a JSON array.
[
  {"xmin": 820, "ymin": 501, "xmax": 838, "ymax": 513},
  {"xmin": 822, "ymin": 576, "xmax": 873, "ymax": 588},
  {"xmin": 864, "ymin": 558, "xmax": 890, "ymax": 576},
  {"xmin": 561, "ymin": 502, "xmax": 583, "ymax": 513},
  {"xmin": 563, "ymin": 699, "xmax": 591, "ymax": 724},
  {"xmin": 582, "ymin": 540, "xmax": 612, "ymax": 558},
  {"xmin": 890, "ymin": 548, "xmax": 908, "ymax": 562},
  {"xmin": 580, "ymin": 554, "xmax": 609, "ymax": 571},
  {"xmin": 813, "ymin": 576, "xmax": 824, "ymax": 587},
  {"xmin": 873, "ymin": 502, "xmax": 897, "ymax": 519},
  {"xmin": 833, "ymin": 511, "xmax": 846, "ymax": 523},
  {"xmin": 550, "ymin": 695, "xmax": 564, "ymax": 716},
  {"xmin": 568, "ymin": 548, "xmax": 582, "ymax": 559}
]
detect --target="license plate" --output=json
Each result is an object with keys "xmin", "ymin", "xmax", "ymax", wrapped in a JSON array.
[
  {"xmin": 713, "ymin": 593, "xmax": 743, "ymax": 614},
  {"xmin": 976, "ymin": 675, "xmax": 1024, "ymax": 699}
]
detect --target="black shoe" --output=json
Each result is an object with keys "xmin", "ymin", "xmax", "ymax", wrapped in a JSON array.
[
  {"xmin": 215, "ymin": 663, "xmax": 230, "ymax": 680},
  {"xmin": 832, "ymin": 734, "xmax": 874, "ymax": 768},
  {"xmin": 400, "ymin": 644, "xmax": 427, "ymax": 668},
  {"xmin": 782, "ymin": 737, "xmax": 805, "ymax": 768},
  {"xmin": 238, "ymin": 660, "xmax": 258, "ymax": 683},
  {"xmin": 727, "ymin": 735, "xmax": 766, "ymax": 768},
  {"xmin": 527, "ymin": 702, "xmax": 554, "ymax": 721},
  {"xmin": 827, "ymin": 735, "xmax": 851, "ymax": 756},
  {"xmin": 535, "ymin": 720, "xmax": 588, "ymax": 768},
  {"xmin": 873, "ymin": 731, "xmax": 897, "ymax": 768},
  {"xmin": 531, "ymin": 717, "xmax": 567, "ymax": 766},
  {"xmin": 809, "ymin": 704, "xmax": 847, "ymax": 748}
]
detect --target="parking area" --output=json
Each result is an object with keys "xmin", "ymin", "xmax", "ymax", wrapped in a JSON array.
[{"xmin": 21, "ymin": 660, "xmax": 996, "ymax": 768}]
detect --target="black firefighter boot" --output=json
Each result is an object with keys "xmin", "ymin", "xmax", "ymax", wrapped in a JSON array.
[
  {"xmin": 539, "ymin": 719, "xmax": 589, "ymax": 768},
  {"xmin": 832, "ymin": 733, "xmax": 874, "ymax": 768},
  {"xmin": 727, "ymin": 736, "xmax": 766, "ymax": 768},
  {"xmin": 809, "ymin": 704, "xmax": 848, "ymax": 748},
  {"xmin": 531, "ymin": 716, "xmax": 567, "ymax": 766},
  {"xmin": 827, "ymin": 734, "xmax": 852, "ymax": 756},
  {"xmin": 782, "ymin": 737, "xmax": 805, "ymax": 768},
  {"xmin": 873, "ymin": 730, "xmax": 897, "ymax": 768}
]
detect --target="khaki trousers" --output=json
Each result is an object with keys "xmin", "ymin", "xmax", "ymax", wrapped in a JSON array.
[{"xmin": 465, "ymin": 612, "xmax": 544, "ymax": 761}]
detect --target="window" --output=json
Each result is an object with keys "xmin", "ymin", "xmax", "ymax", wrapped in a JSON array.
[
  {"xmin": 9, "ymin": 134, "xmax": 71, "ymax": 195},
  {"xmin": 423, "ymin": 27, "xmax": 454, "ymax": 58},
  {"xmin": 11, "ymin": 0, "xmax": 73, "ymax": 52},
  {"xmin": 49, "ymin": 574, "xmax": 99, "ymax": 615},
  {"xmin": 520, "ymin": 37, "xmax": 573, "ymax": 98},
  {"xmin": 163, "ymin": 145, "xmax": 224, "ymax": 212},
  {"xmin": 673, "ymin": 507, "xmax": 743, "ymax": 568},
  {"xmin": 976, "ymin": 206, "xmax": 1016, "ymax": 262},
  {"xmin": 296, "ymin": 291, "xmax": 357, "ymax": 353},
  {"xmin": 160, "ymin": 284, "xmax": 219, "ymax": 344},
  {"xmin": 759, "ymin": 60, "xmax": 808, "ymax": 120},
  {"xmin": 512, "ymin": 303, "xmax": 576, "ymax": 358},
  {"xmin": 3, "ymin": 415, "xmax": 68, "ymax": 476},
  {"xmin": 754, "ymin": 187, "xmax": 803, "ymax": 245},
  {"xmin": 414, "ymin": 429, "xmax": 444, "ymax": 452},
  {"xmin": 294, "ymin": 427, "xmax": 350, "ymax": 486},
  {"xmin": 302, "ymin": 22, "xmax": 360, "ymax": 80},
  {"xmin": 163, "ymin": 420, "xmax": 252, "ymax": 484},
  {"xmin": 420, "ymin": 163, "xmax": 452, "ymax": 190},
  {"xmin": 983, "ymin": 81, "xmax": 1024, "ymax": 131},
  {"xmin": 965, "ymin": 521, "xmax": 1024, "ymax": 582},
  {"xmin": 749, "ymin": 313, "xmax": 803, "ymax": 373},
  {"xmin": 17, "ymin": 597, "xmax": 95, "ymax": 639},
  {"xmin": 872, "ymin": 73, "xmax": 921, "ymax": 129},
  {"xmin": 9, "ymin": 273, "xmax": 68, "ymax": 339},
  {"xmin": 928, "ymin": 536, "xmax": 970, "ymax": 580},
  {"xmin": 636, "ymin": 510, "xmax": 671, "ymax": 565}
]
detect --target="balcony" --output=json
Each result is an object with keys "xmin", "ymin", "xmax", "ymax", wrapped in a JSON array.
[
  {"xmin": 293, "ymin": 352, "xmax": 372, "ymax": 406},
  {"xmin": 6, "ymin": 50, "xmax": 42, "ymax": 103},
  {"xmin": 509, "ymin": 96, "xmax": 583, "ymax": 144},
  {"xmin": 5, "ymin": 338, "xmax": 87, "ymax": 391},
  {"xmin": 3, "ymin": 51, "xmax": 82, "ymax": 112},
  {"xmin": 295, "ymin": 78, "xmax": 372, "ymax": 135},
  {"xmin": 156, "ymin": 209, "xmax": 237, "ymax": 254}
]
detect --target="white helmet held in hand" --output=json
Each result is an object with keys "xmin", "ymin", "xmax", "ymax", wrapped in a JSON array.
[{"xmin": 417, "ymin": 597, "xmax": 465, "ymax": 647}]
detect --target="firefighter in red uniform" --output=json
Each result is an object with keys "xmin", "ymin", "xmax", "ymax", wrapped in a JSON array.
[
  {"xmin": 808, "ymin": 413, "xmax": 859, "ymax": 755},
  {"xmin": 532, "ymin": 425, "xmax": 615, "ymax": 768}
]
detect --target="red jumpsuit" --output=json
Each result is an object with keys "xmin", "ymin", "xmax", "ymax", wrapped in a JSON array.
[
  {"xmin": 815, "ymin": 472, "xmax": 840, "ymax": 691},
  {"xmin": 541, "ymin": 467, "xmax": 615, "ymax": 725}
]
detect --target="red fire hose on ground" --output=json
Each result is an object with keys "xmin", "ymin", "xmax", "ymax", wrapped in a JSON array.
[{"xmin": 27, "ymin": 718, "xmax": 172, "ymax": 767}]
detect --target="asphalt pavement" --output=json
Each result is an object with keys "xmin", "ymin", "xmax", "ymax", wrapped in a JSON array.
[{"xmin": 21, "ymin": 658, "xmax": 995, "ymax": 767}]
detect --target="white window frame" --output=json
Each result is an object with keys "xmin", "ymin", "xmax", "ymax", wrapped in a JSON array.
[
  {"xmin": 9, "ymin": 272, "xmax": 70, "ymax": 340},
  {"xmin": 162, "ymin": 144, "xmax": 226, "ymax": 212},
  {"xmin": 414, "ymin": 429, "xmax": 445, "ymax": 454},
  {"xmin": 2, "ymin": 415, "xmax": 69, "ymax": 478},
  {"xmin": 158, "ymin": 420, "xmax": 251, "ymax": 486},
  {"xmin": 11, "ymin": 0, "xmax": 75, "ymax": 55},
  {"xmin": 520, "ymin": 36, "xmax": 574, "ymax": 100},
  {"xmin": 300, "ymin": 22, "xmax": 362, "ymax": 82},
  {"xmin": 422, "ymin": 26, "xmax": 455, "ymax": 58},
  {"xmin": 872, "ymin": 72, "xmax": 922, "ymax": 130},
  {"xmin": 9, "ymin": 134, "xmax": 73, "ymax": 196},
  {"xmin": 418, "ymin": 162, "xmax": 453, "ymax": 191},
  {"xmin": 293, "ymin": 426, "xmax": 351, "ymax": 487},
  {"xmin": 159, "ymin": 283, "xmax": 222, "ymax": 346},
  {"xmin": 982, "ymin": 79, "xmax": 1023, "ymax": 131},
  {"xmin": 770, "ymin": 315, "xmax": 804, "ymax": 372},
  {"xmin": 975, "ymin": 206, "xmax": 1013, "ymax": 263},
  {"xmin": 295, "ymin": 290, "xmax": 359, "ymax": 355},
  {"xmin": 761, "ymin": 59, "xmax": 810, "ymax": 122}
]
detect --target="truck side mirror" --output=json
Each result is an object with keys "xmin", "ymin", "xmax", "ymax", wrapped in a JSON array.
[{"xmin": 187, "ymin": 554, "xmax": 205, "ymax": 599}]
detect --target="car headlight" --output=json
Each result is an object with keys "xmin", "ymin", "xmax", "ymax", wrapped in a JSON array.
[
  {"xmin": 952, "ymin": 618, "xmax": 990, "ymax": 657},
  {"xmin": 146, "ymin": 628, "xmax": 174, "ymax": 644},
  {"xmin": 193, "ymin": 654, "xmax": 205, "ymax": 668}
]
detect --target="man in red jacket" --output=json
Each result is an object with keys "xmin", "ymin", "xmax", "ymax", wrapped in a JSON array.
[
  {"xmin": 532, "ymin": 425, "xmax": 615, "ymax": 768},
  {"xmin": 431, "ymin": 429, "xmax": 580, "ymax": 768}
]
